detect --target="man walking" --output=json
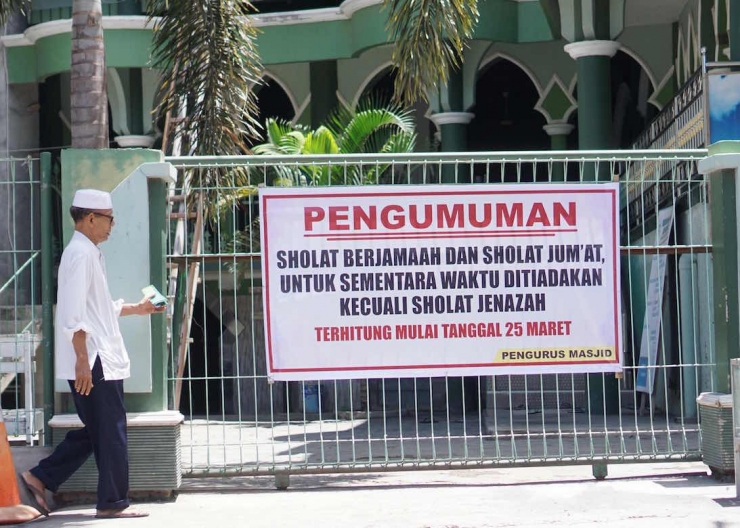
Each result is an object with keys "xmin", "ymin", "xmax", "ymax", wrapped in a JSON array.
[{"xmin": 21, "ymin": 189, "xmax": 165, "ymax": 519}]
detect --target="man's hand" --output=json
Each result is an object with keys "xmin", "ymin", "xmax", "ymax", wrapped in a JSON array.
[
  {"xmin": 137, "ymin": 295, "xmax": 167, "ymax": 315},
  {"xmin": 120, "ymin": 295, "xmax": 167, "ymax": 316},
  {"xmin": 74, "ymin": 357, "xmax": 93, "ymax": 395}
]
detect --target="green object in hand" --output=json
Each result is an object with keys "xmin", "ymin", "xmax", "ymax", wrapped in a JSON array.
[{"xmin": 142, "ymin": 284, "xmax": 168, "ymax": 307}]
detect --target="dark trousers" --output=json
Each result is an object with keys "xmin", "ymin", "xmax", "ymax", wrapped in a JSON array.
[{"xmin": 31, "ymin": 356, "xmax": 129, "ymax": 511}]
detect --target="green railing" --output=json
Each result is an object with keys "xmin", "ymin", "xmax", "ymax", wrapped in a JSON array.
[{"xmin": 164, "ymin": 149, "xmax": 715, "ymax": 480}]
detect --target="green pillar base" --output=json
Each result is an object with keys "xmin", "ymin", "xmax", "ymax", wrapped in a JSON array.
[
  {"xmin": 50, "ymin": 412, "xmax": 184, "ymax": 493},
  {"xmin": 275, "ymin": 473, "xmax": 291, "ymax": 490},
  {"xmin": 592, "ymin": 463, "xmax": 608, "ymax": 480},
  {"xmin": 699, "ymin": 144, "xmax": 740, "ymax": 393}
]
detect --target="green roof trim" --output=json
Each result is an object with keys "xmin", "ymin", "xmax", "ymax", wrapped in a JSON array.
[{"xmin": 4, "ymin": 1, "xmax": 556, "ymax": 83}]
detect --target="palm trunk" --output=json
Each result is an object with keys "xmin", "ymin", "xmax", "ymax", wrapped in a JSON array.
[{"xmin": 71, "ymin": 0, "xmax": 108, "ymax": 148}]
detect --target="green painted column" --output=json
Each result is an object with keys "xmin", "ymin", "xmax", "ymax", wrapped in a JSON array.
[
  {"xmin": 732, "ymin": 0, "xmax": 740, "ymax": 61},
  {"xmin": 309, "ymin": 60, "xmax": 338, "ymax": 129},
  {"xmin": 565, "ymin": 41, "xmax": 620, "ymax": 414},
  {"xmin": 128, "ymin": 68, "xmax": 144, "ymax": 135},
  {"xmin": 698, "ymin": 142, "xmax": 740, "ymax": 393},
  {"xmin": 543, "ymin": 123, "xmax": 574, "ymax": 182},
  {"xmin": 565, "ymin": 41, "xmax": 620, "ymax": 181},
  {"xmin": 429, "ymin": 67, "xmax": 474, "ymax": 183},
  {"xmin": 430, "ymin": 112, "xmax": 474, "ymax": 183}
]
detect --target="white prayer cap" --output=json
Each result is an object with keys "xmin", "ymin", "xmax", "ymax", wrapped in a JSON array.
[{"xmin": 72, "ymin": 189, "xmax": 113, "ymax": 210}]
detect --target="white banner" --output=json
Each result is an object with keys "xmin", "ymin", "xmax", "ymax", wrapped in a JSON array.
[
  {"xmin": 260, "ymin": 183, "xmax": 622, "ymax": 381},
  {"xmin": 634, "ymin": 207, "xmax": 675, "ymax": 394}
]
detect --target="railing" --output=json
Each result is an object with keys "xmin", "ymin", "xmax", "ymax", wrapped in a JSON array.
[
  {"xmin": 164, "ymin": 150, "xmax": 712, "ymax": 479},
  {"xmin": 625, "ymin": 70, "xmax": 705, "ymax": 233},
  {"xmin": 0, "ymin": 156, "xmax": 46, "ymax": 445},
  {"xmin": 631, "ymin": 69, "xmax": 705, "ymax": 151}
]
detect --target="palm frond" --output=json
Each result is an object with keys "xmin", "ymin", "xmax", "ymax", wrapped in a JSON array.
[
  {"xmin": 383, "ymin": 0, "xmax": 479, "ymax": 105},
  {"xmin": 303, "ymin": 127, "xmax": 340, "ymax": 155},
  {"xmin": 148, "ymin": 0, "xmax": 264, "ymax": 215},
  {"xmin": 253, "ymin": 98, "xmax": 416, "ymax": 186},
  {"xmin": 334, "ymin": 106, "xmax": 414, "ymax": 154},
  {"xmin": 265, "ymin": 118, "xmax": 297, "ymax": 146},
  {"xmin": 380, "ymin": 129, "xmax": 417, "ymax": 154}
]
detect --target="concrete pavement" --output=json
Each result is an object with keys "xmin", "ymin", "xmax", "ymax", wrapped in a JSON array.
[{"xmin": 10, "ymin": 462, "xmax": 740, "ymax": 527}]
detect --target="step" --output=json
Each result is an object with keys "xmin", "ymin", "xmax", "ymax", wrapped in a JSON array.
[
  {"xmin": 494, "ymin": 374, "xmax": 586, "ymax": 391},
  {"xmin": 0, "ymin": 321, "xmax": 39, "ymax": 335},
  {"xmin": 492, "ymin": 390, "xmax": 587, "ymax": 411},
  {"xmin": 0, "ymin": 305, "xmax": 42, "ymax": 335},
  {"xmin": 1, "ymin": 408, "xmax": 44, "ymax": 439},
  {"xmin": 0, "ymin": 305, "xmax": 42, "ymax": 321}
]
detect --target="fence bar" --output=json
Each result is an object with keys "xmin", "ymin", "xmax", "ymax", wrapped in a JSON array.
[
  {"xmin": 40, "ymin": 152, "xmax": 54, "ymax": 445},
  {"xmin": 166, "ymin": 149, "xmax": 708, "ymax": 166},
  {"xmin": 732, "ymin": 358, "xmax": 740, "ymax": 499},
  {"xmin": 163, "ymin": 150, "xmax": 712, "ymax": 477}
]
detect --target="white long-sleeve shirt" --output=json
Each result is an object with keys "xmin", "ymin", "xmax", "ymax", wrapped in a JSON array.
[{"xmin": 55, "ymin": 231, "xmax": 131, "ymax": 381}]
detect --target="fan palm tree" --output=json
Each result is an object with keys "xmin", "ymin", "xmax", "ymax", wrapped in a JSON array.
[
  {"xmin": 253, "ymin": 98, "xmax": 417, "ymax": 186},
  {"xmin": 383, "ymin": 0, "xmax": 479, "ymax": 105},
  {"xmin": 148, "ymin": 0, "xmax": 262, "ymax": 193},
  {"xmin": 0, "ymin": 0, "xmax": 108, "ymax": 148}
]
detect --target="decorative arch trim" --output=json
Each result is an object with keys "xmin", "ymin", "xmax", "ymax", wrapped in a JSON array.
[
  {"xmin": 617, "ymin": 45, "xmax": 658, "ymax": 95},
  {"xmin": 107, "ymin": 68, "xmax": 129, "ymax": 136},
  {"xmin": 352, "ymin": 61, "xmax": 395, "ymax": 109},
  {"xmin": 534, "ymin": 75, "xmax": 577, "ymax": 123},
  {"xmin": 477, "ymin": 51, "xmax": 543, "ymax": 95},
  {"xmin": 257, "ymin": 70, "xmax": 300, "ymax": 117}
]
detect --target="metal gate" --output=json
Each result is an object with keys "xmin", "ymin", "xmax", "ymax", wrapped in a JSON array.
[
  {"xmin": 0, "ymin": 155, "xmax": 46, "ymax": 445},
  {"xmin": 165, "ymin": 150, "xmax": 713, "ymax": 477}
]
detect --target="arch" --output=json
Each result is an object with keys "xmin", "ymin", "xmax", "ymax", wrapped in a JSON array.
[
  {"xmin": 245, "ymin": 70, "xmax": 298, "ymax": 148},
  {"xmin": 610, "ymin": 50, "xmax": 660, "ymax": 147},
  {"xmin": 107, "ymin": 68, "xmax": 129, "ymax": 136},
  {"xmin": 477, "ymin": 52, "xmax": 542, "ymax": 96},
  {"xmin": 617, "ymin": 45, "xmax": 658, "ymax": 96},
  {"xmin": 257, "ymin": 70, "xmax": 299, "ymax": 116},
  {"xmin": 468, "ymin": 57, "xmax": 549, "ymax": 153},
  {"xmin": 352, "ymin": 61, "xmax": 394, "ymax": 108}
]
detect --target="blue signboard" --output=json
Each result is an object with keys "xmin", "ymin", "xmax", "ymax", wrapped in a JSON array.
[{"xmin": 707, "ymin": 71, "xmax": 740, "ymax": 143}]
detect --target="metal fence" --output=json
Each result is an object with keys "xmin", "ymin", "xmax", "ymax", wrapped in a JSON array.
[
  {"xmin": 165, "ymin": 149, "xmax": 712, "ymax": 479},
  {"xmin": 0, "ymin": 156, "xmax": 44, "ymax": 444}
]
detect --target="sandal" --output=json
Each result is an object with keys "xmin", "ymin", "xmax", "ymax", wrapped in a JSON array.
[
  {"xmin": 19, "ymin": 472, "xmax": 50, "ymax": 517},
  {"xmin": 95, "ymin": 508, "xmax": 150, "ymax": 519}
]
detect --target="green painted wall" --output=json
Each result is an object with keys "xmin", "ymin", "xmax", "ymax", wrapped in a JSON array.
[
  {"xmin": 338, "ymin": 45, "xmax": 394, "ymax": 108},
  {"xmin": 58, "ymin": 149, "xmax": 168, "ymax": 414},
  {"xmin": 7, "ymin": 30, "xmax": 153, "ymax": 83}
]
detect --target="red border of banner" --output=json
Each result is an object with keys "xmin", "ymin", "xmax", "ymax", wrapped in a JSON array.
[{"xmin": 261, "ymin": 187, "xmax": 620, "ymax": 374}]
